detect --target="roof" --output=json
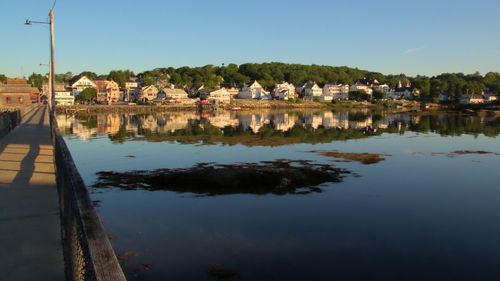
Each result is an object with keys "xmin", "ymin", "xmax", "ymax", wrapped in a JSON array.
[
  {"xmin": 161, "ymin": 88, "xmax": 187, "ymax": 95},
  {"xmin": 355, "ymin": 78, "xmax": 379, "ymax": 86},
  {"xmin": 6, "ymin": 78, "xmax": 28, "ymax": 85},
  {"xmin": 305, "ymin": 83, "xmax": 319, "ymax": 89},
  {"xmin": 0, "ymin": 84, "xmax": 33, "ymax": 94}
]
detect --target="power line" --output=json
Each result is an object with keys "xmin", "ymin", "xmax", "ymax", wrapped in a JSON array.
[{"xmin": 51, "ymin": 0, "xmax": 57, "ymax": 10}]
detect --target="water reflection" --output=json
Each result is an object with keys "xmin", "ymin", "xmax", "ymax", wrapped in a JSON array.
[{"xmin": 56, "ymin": 110, "xmax": 500, "ymax": 145}]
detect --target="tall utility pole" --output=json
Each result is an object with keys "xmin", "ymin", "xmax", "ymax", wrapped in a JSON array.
[
  {"xmin": 50, "ymin": 9, "xmax": 55, "ymax": 110},
  {"xmin": 26, "ymin": 9, "xmax": 55, "ymax": 111}
]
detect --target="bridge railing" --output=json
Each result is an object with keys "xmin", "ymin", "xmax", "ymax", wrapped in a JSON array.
[
  {"xmin": 50, "ymin": 109, "xmax": 127, "ymax": 281},
  {"xmin": 0, "ymin": 110, "xmax": 21, "ymax": 139}
]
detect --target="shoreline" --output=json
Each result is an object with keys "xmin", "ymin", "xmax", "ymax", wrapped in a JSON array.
[{"xmin": 54, "ymin": 100, "xmax": 500, "ymax": 116}]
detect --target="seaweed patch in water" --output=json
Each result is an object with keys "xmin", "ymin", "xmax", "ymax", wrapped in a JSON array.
[
  {"xmin": 91, "ymin": 160, "xmax": 350, "ymax": 196},
  {"xmin": 432, "ymin": 150, "xmax": 499, "ymax": 157},
  {"xmin": 307, "ymin": 150, "xmax": 391, "ymax": 165}
]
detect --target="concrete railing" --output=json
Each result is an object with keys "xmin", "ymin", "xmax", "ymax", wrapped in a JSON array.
[
  {"xmin": 50, "ymin": 110, "xmax": 127, "ymax": 281},
  {"xmin": 0, "ymin": 110, "xmax": 21, "ymax": 139}
]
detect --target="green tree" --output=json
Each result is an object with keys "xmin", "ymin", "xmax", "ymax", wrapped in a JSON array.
[
  {"xmin": 0, "ymin": 74, "xmax": 6, "ymax": 83},
  {"xmin": 349, "ymin": 90, "xmax": 371, "ymax": 101},
  {"xmin": 78, "ymin": 88, "xmax": 97, "ymax": 102},
  {"xmin": 372, "ymin": 90, "xmax": 386, "ymax": 100},
  {"xmin": 28, "ymin": 73, "xmax": 46, "ymax": 89}
]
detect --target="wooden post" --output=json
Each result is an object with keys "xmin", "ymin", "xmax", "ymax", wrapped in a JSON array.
[{"xmin": 50, "ymin": 10, "xmax": 55, "ymax": 110}]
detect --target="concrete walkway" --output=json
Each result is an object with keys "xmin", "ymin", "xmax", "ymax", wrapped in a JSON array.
[{"xmin": 0, "ymin": 105, "xmax": 64, "ymax": 281}]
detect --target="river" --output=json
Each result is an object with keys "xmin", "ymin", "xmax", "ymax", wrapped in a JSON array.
[{"xmin": 57, "ymin": 109, "xmax": 500, "ymax": 281}]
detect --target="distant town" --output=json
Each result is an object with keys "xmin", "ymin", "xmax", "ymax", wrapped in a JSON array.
[{"xmin": 0, "ymin": 63, "xmax": 498, "ymax": 107}]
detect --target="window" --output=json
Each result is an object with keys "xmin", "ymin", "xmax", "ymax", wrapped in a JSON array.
[
  {"xmin": 18, "ymin": 97, "xmax": 24, "ymax": 104},
  {"xmin": 5, "ymin": 97, "xmax": 11, "ymax": 105}
]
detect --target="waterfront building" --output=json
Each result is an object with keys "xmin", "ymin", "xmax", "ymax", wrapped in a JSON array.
[
  {"xmin": 139, "ymin": 85, "xmax": 159, "ymax": 101},
  {"xmin": 303, "ymin": 83, "xmax": 323, "ymax": 100},
  {"xmin": 96, "ymin": 80, "xmax": 120, "ymax": 103},
  {"xmin": 0, "ymin": 78, "xmax": 37, "ymax": 106},
  {"xmin": 322, "ymin": 84, "xmax": 349, "ymax": 100},
  {"xmin": 71, "ymin": 76, "xmax": 97, "ymax": 96},
  {"xmin": 350, "ymin": 84, "xmax": 373, "ymax": 96},
  {"xmin": 158, "ymin": 87, "xmax": 189, "ymax": 102},
  {"xmin": 202, "ymin": 88, "xmax": 231, "ymax": 104},
  {"xmin": 272, "ymin": 82, "xmax": 296, "ymax": 100},
  {"xmin": 238, "ymin": 81, "xmax": 271, "ymax": 100},
  {"xmin": 460, "ymin": 94, "xmax": 484, "ymax": 104}
]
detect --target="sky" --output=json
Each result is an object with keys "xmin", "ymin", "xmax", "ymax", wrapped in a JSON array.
[{"xmin": 1, "ymin": 0, "xmax": 499, "ymax": 78}]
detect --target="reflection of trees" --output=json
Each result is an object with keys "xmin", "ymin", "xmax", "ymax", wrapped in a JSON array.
[{"xmin": 64, "ymin": 112, "xmax": 500, "ymax": 144}]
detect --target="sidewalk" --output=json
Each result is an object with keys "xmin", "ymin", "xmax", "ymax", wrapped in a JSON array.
[{"xmin": 0, "ymin": 105, "xmax": 64, "ymax": 281}]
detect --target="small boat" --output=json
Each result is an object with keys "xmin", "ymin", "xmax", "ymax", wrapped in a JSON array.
[{"xmin": 228, "ymin": 106, "xmax": 241, "ymax": 111}]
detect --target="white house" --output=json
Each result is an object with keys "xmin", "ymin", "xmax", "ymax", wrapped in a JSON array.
[
  {"xmin": 460, "ymin": 94, "xmax": 484, "ymax": 104},
  {"xmin": 158, "ymin": 87, "xmax": 188, "ymax": 101},
  {"xmin": 439, "ymin": 93, "xmax": 451, "ymax": 102},
  {"xmin": 54, "ymin": 91, "xmax": 75, "ymax": 105},
  {"xmin": 350, "ymin": 84, "xmax": 373, "ymax": 96},
  {"xmin": 272, "ymin": 82, "xmax": 296, "ymax": 100},
  {"xmin": 483, "ymin": 92, "xmax": 498, "ymax": 102},
  {"xmin": 238, "ymin": 81, "xmax": 271, "ymax": 100},
  {"xmin": 322, "ymin": 84, "xmax": 349, "ymax": 100},
  {"xmin": 303, "ymin": 83, "xmax": 322, "ymax": 100},
  {"xmin": 139, "ymin": 85, "xmax": 159, "ymax": 101},
  {"xmin": 125, "ymin": 77, "xmax": 140, "ymax": 89},
  {"xmin": 374, "ymin": 84, "xmax": 391, "ymax": 94},
  {"xmin": 71, "ymin": 76, "xmax": 97, "ymax": 96},
  {"xmin": 202, "ymin": 88, "xmax": 231, "ymax": 104},
  {"xmin": 295, "ymin": 82, "xmax": 308, "ymax": 96}
]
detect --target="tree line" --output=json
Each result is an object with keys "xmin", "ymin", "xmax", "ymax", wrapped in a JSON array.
[{"xmin": 3, "ymin": 63, "xmax": 499, "ymax": 103}]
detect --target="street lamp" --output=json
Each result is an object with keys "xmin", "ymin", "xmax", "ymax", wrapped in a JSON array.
[{"xmin": 25, "ymin": 9, "xmax": 55, "ymax": 111}]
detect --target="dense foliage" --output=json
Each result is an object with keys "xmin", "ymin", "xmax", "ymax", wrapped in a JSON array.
[{"xmin": 78, "ymin": 88, "xmax": 97, "ymax": 102}]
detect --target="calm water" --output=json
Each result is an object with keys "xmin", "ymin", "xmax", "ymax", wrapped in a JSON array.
[{"xmin": 58, "ymin": 109, "xmax": 500, "ymax": 281}]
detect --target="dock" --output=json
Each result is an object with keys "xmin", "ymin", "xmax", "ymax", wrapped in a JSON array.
[{"xmin": 0, "ymin": 105, "xmax": 64, "ymax": 281}]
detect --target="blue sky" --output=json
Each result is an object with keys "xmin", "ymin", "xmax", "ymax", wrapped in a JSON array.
[{"xmin": 1, "ymin": 0, "xmax": 499, "ymax": 78}]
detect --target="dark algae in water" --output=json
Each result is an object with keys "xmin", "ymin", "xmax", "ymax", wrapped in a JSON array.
[
  {"xmin": 92, "ymin": 159, "xmax": 350, "ymax": 196},
  {"xmin": 308, "ymin": 150, "xmax": 391, "ymax": 164}
]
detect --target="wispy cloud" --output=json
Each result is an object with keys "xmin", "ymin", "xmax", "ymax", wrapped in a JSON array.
[{"xmin": 404, "ymin": 46, "xmax": 426, "ymax": 54}]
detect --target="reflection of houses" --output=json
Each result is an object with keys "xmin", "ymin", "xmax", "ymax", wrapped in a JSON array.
[
  {"xmin": 321, "ymin": 112, "xmax": 349, "ymax": 129},
  {"xmin": 238, "ymin": 81, "xmax": 271, "ymax": 100},
  {"xmin": 97, "ymin": 114, "xmax": 121, "ymax": 135},
  {"xmin": 207, "ymin": 112, "xmax": 239, "ymax": 128},
  {"xmin": 272, "ymin": 82, "xmax": 296, "ymax": 100},
  {"xmin": 238, "ymin": 114, "xmax": 271, "ymax": 133},
  {"xmin": 303, "ymin": 83, "xmax": 323, "ymax": 100},
  {"xmin": 201, "ymin": 88, "xmax": 231, "ymax": 104},
  {"xmin": 304, "ymin": 114, "xmax": 323, "ymax": 129},
  {"xmin": 349, "ymin": 116, "xmax": 373, "ymax": 129},
  {"xmin": 0, "ymin": 78, "xmax": 38, "ymax": 106},
  {"xmin": 139, "ymin": 85, "xmax": 159, "ymax": 101},
  {"xmin": 322, "ymin": 84, "xmax": 349, "ymax": 100},
  {"xmin": 71, "ymin": 76, "xmax": 97, "ymax": 96},
  {"xmin": 273, "ymin": 113, "xmax": 298, "ymax": 131}
]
